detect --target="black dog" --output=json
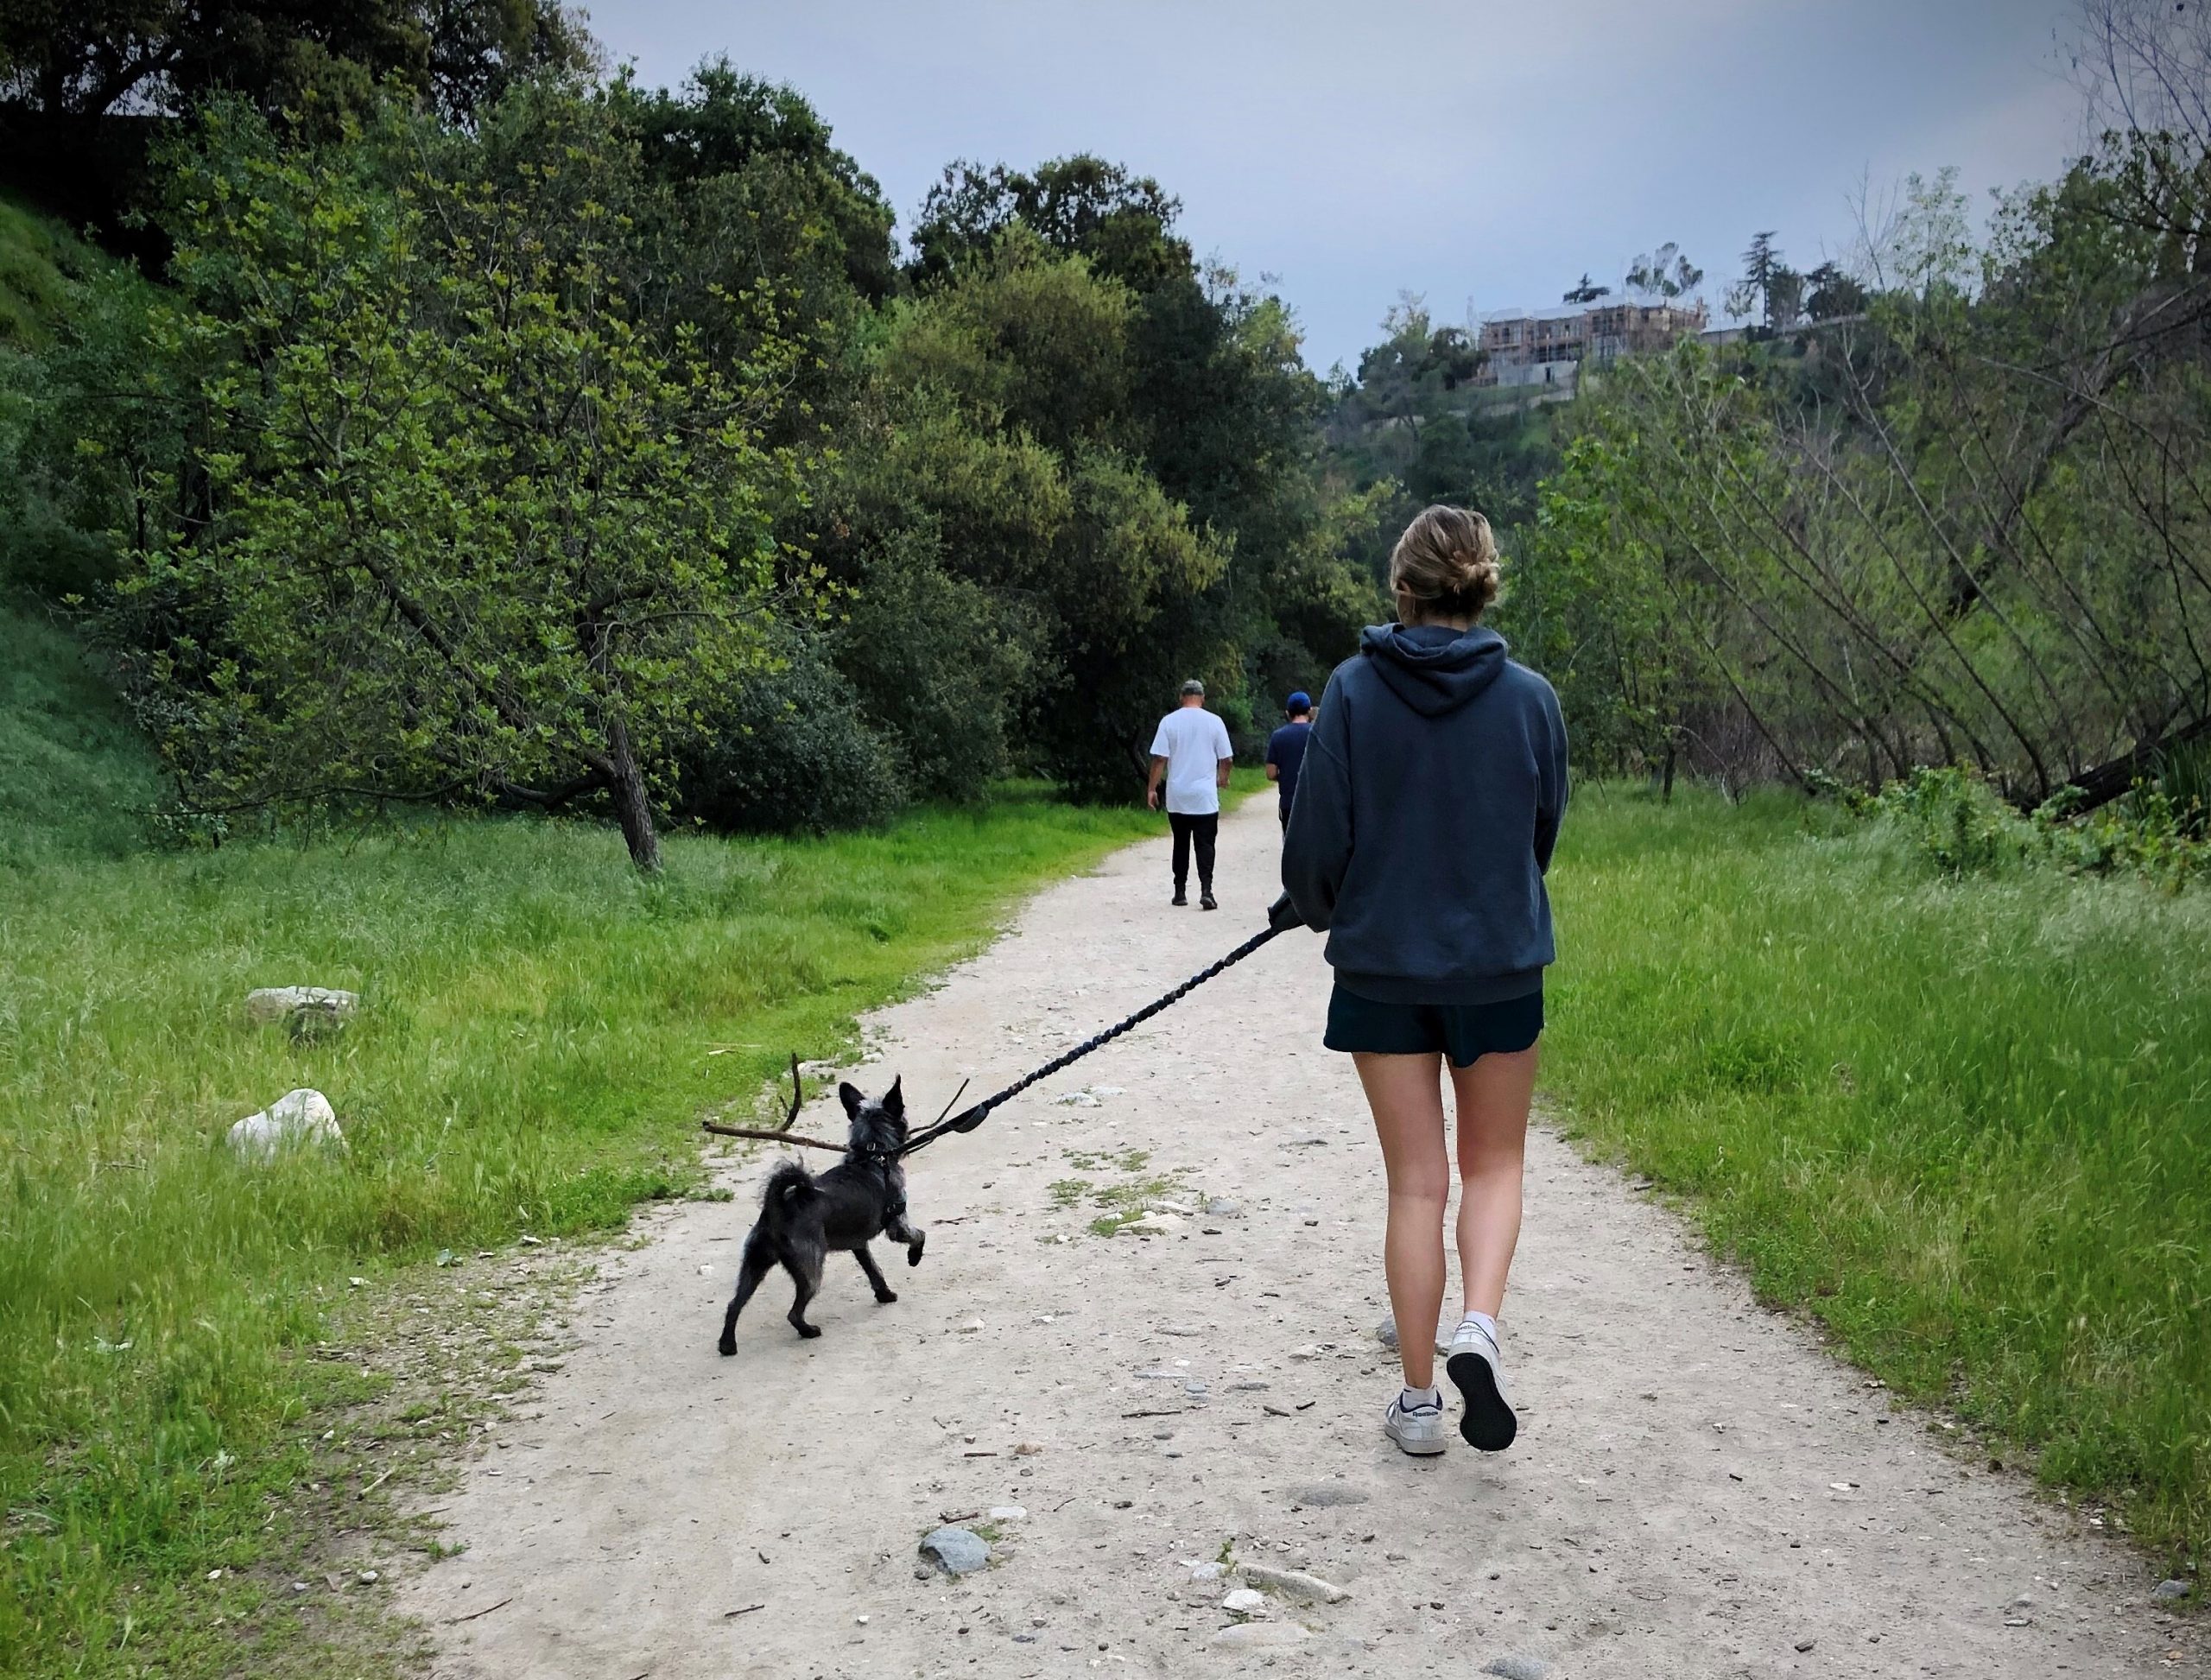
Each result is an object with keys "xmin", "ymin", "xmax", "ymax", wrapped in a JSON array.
[{"xmin": 717, "ymin": 1077, "xmax": 926, "ymax": 1354}]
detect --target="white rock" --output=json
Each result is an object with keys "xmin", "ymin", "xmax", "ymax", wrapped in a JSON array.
[
  {"xmin": 227, "ymin": 1089, "xmax": 345, "ymax": 1159},
  {"xmin": 986, "ymin": 1505, "xmax": 1027, "ymax": 1521},
  {"xmin": 1238, "ymin": 1563, "xmax": 1352, "ymax": 1604},
  {"xmin": 1187, "ymin": 1560, "xmax": 1226, "ymax": 1582},
  {"xmin": 244, "ymin": 986, "xmax": 358, "ymax": 1025},
  {"xmin": 1222, "ymin": 1588, "xmax": 1267, "ymax": 1616}
]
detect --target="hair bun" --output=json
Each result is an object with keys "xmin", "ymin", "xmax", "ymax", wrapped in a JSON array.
[{"xmin": 1388, "ymin": 504, "xmax": 1502, "ymax": 618}]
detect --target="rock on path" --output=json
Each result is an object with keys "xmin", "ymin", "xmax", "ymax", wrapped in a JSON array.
[{"xmin": 399, "ymin": 797, "xmax": 2201, "ymax": 1677}]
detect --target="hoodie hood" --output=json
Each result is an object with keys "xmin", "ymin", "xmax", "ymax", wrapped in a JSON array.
[{"xmin": 1359, "ymin": 622, "xmax": 1509, "ymax": 717}]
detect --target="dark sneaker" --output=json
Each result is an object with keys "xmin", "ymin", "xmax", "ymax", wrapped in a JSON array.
[
  {"xmin": 1200, "ymin": 891, "xmax": 1219, "ymax": 910},
  {"xmin": 1171, "ymin": 891, "xmax": 1188, "ymax": 907},
  {"xmin": 1446, "ymin": 1317, "xmax": 1517, "ymax": 1451}
]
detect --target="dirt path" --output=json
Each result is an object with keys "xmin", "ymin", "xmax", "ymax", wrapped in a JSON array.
[{"xmin": 401, "ymin": 798, "xmax": 2201, "ymax": 1678}]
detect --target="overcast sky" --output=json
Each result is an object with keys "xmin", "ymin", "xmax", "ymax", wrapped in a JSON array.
[{"xmin": 589, "ymin": 0, "xmax": 2090, "ymax": 374}]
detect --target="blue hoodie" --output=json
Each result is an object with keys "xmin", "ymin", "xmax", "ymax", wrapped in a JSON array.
[{"xmin": 1280, "ymin": 622, "xmax": 1568, "ymax": 1003}]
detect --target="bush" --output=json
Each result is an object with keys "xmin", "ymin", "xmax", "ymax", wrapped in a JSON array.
[
  {"xmin": 1865, "ymin": 764, "xmax": 2206, "ymax": 889},
  {"xmin": 675, "ymin": 641, "xmax": 905, "ymax": 834},
  {"xmin": 832, "ymin": 535, "xmax": 1044, "ymax": 802}
]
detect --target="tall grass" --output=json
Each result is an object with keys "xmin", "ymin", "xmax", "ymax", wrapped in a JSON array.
[
  {"xmin": 1, "ymin": 662, "xmax": 1262, "ymax": 1670},
  {"xmin": 1544, "ymin": 784, "xmax": 2211, "ymax": 1565}
]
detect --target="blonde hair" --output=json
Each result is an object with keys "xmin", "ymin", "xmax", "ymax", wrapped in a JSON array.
[{"xmin": 1389, "ymin": 504, "xmax": 1501, "ymax": 622}]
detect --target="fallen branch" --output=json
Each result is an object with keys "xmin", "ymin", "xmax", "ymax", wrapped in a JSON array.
[
  {"xmin": 445, "ymin": 1595, "xmax": 512, "ymax": 1625},
  {"xmin": 700, "ymin": 1119, "xmax": 847, "ymax": 1153}
]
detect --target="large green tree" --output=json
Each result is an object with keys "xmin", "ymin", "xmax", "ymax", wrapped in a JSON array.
[{"xmin": 97, "ymin": 88, "xmax": 797, "ymax": 868}]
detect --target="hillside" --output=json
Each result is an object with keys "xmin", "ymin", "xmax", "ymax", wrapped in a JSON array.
[
  {"xmin": 0, "ymin": 188, "xmax": 114, "ymax": 349},
  {"xmin": 0, "ymin": 601, "xmax": 166, "ymax": 861}
]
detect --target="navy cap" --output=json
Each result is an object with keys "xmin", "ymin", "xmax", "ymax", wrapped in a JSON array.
[{"xmin": 1285, "ymin": 691, "xmax": 1312, "ymax": 713}]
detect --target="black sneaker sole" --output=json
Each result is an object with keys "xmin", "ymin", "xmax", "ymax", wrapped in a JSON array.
[{"xmin": 1447, "ymin": 1348, "xmax": 1517, "ymax": 1451}]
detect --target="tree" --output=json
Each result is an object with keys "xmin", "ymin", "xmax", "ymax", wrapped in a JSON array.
[
  {"xmin": 1625, "ymin": 242, "xmax": 1703, "ymax": 299},
  {"xmin": 98, "ymin": 91, "xmax": 795, "ymax": 870},
  {"xmin": 0, "ymin": 0, "xmax": 592, "ymax": 124},
  {"xmin": 1562, "ymin": 271, "xmax": 1611, "ymax": 303},
  {"xmin": 1803, "ymin": 261, "xmax": 1867, "ymax": 320}
]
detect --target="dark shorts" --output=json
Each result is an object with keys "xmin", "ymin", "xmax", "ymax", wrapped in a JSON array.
[{"xmin": 1324, "ymin": 983, "xmax": 1543, "ymax": 1066}]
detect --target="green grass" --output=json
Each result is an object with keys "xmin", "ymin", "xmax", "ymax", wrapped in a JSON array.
[
  {"xmin": 0, "ymin": 615, "xmax": 1274, "ymax": 1675},
  {"xmin": 0, "ymin": 189, "xmax": 114, "ymax": 350},
  {"xmin": 1545, "ymin": 784, "xmax": 2211, "ymax": 1566}
]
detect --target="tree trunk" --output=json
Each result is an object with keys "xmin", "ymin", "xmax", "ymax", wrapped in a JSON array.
[
  {"xmin": 1661, "ymin": 741, "xmax": 1678, "ymax": 803},
  {"xmin": 605, "ymin": 716, "xmax": 662, "ymax": 872}
]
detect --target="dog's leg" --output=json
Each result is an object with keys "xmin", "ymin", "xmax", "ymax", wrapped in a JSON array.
[
  {"xmin": 782, "ymin": 1251, "xmax": 825, "ymax": 1339},
  {"xmin": 885, "ymin": 1208, "xmax": 927, "ymax": 1269},
  {"xmin": 852, "ymin": 1243, "xmax": 898, "ymax": 1304},
  {"xmin": 718, "ymin": 1235, "xmax": 773, "ymax": 1356}
]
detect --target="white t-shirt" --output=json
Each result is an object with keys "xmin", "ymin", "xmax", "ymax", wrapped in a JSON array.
[{"xmin": 1150, "ymin": 707, "xmax": 1234, "ymax": 815}]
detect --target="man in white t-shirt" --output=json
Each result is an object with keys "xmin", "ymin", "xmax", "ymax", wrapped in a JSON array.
[{"xmin": 1145, "ymin": 679, "xmax": 1235, "ymax": 910}]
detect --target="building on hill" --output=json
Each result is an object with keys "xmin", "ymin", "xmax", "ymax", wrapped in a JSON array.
[{"xmin": 1474, "ymin": 296, "xmax": 1708, "ymax": 390}]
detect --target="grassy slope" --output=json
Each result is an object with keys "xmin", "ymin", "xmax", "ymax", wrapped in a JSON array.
[
  {"xmin": 1544, "ymin": 785, "xmax": 2210, "ymax": 1566},
  {"xmin": 0, "ymin": 611, "xmax": 1270, "ymax": 1672},
  {"xmin": 0, "ymin": 187, "xmax": 112, "ymax": 349}
]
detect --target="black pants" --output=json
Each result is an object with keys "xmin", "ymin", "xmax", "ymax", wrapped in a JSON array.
[{"xmin": 1168, "ymin": 811, "xmax": 1218, "ymax": 893}]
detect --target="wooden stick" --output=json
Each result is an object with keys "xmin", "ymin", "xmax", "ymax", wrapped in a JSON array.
[{"xmin": 700, "ymin": 1119, "xmax": 847, "ymax": 1152}]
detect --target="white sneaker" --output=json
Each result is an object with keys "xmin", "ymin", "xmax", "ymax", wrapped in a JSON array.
[
  {"xmin": 1384, "ymin": 1387, "xmax": 1448, "ymax": 1455},
  {"xmin": 1446, "ymin": 1317, "xmax": 1517, "ymax": 1451}
]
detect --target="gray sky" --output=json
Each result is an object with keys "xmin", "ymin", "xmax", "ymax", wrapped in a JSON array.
[{"xmin": 590, "ymin": 0, "xmax": 2088, "ymax": 374}]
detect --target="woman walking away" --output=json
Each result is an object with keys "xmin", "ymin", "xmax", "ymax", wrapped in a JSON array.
[{"xmin": 1280, "ymin": 504, "xmax": 1567, "ymax": 1457}]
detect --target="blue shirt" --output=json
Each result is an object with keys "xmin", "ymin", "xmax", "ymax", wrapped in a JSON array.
[{"xmin": 1265, "ymin": 720, "xmax": 1312, "ymax": 813}]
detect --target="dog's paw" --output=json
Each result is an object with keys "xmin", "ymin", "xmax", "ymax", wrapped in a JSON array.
[
  {"xmin": 716, "ymin": 1337, "xmax": 737, "ymax": 1358},
  {"xmin": 907, "ymin": 1235, "xmax": 926, "ymax": 1268},
  {"xmin": 873, "ymin": 1288, "xmax": 898, "ymax": 1304},
  {"xmin": 795, "ymin": 1322, "xmax": 823, "ymax": 1339}
]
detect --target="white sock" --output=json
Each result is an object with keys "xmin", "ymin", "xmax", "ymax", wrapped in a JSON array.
[
  {"xmin": 1460, "ymin": 1309, "xmax": 1499, "ymax": 1348},
  {"xmin": 1399, "ymin": 1385, "xmax": 1440, "ymax": 1411}
]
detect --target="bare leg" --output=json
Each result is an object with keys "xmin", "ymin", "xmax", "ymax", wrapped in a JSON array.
[
  {"xmin": 718, "ymin": 1236, "xmax": 773, "ymax": 1355},
  {"xmin": 1353, "ymin": 1051, "xmax": 1451, "ymax": 1392},
  {"xmin": 1449, "ymin": 1045, "xmax": 1538, "ymax": 1319},
  {"xmin": 852, "ymin": 1243, "xmax": 898, "ymax": 1303}
]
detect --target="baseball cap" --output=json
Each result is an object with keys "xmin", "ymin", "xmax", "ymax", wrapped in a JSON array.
[{"xmin": 1286, "ymin": 691, "xmax": 1312, "ymax": 713}]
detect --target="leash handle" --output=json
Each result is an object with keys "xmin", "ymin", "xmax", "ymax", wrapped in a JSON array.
[{"xmin": 896, "ymin": 918, "xmax": 1289, "ymax": 1156}]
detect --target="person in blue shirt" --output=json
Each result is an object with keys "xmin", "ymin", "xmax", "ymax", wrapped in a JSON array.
[{"xmin": 1264, "ymin": 692, "xmax": 1314, "ymax": 829}]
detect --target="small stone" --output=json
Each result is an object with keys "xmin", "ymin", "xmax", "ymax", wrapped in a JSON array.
[
  {"xmin": 1203, "ymin": 1199, "xmax": 1243, "ymax": 1218},
  {"xmin": 1222, "ymin": 1588, "xmax": 1267, "ymax": 1616},
  {"xmin": 1374, "ymin": 1315, "xmax": 1454, "ymax": 1355},
  {"xmin": 1794, "ymin": 1638, "xmax": 1815, "ymax": 1651},
  {"xmin": 1237, "ymin": 1563, "xmax": 1351, "ymax": 1604},
  {"xmin": 206, "ymin": 1569, "xmax": 223, "ymax": 1581},
  {"xmin": 958, "ymin": 1319, "xmax": 984, "ymax": 1334},
  {"xmin": 1210, "ymin": 1622, "xmax": 1308, "ymax": 1648},
  {"xmin": 289, "ymin": 1582, "xmax": 309, "ymax": 1594},
  {"xmin": 1289, "ymin": 1484, "xmax": 1370, "ymax": 1508},
  {"xmin": 1481, "ymin": 1658, "xmax": 1549, "ymax": 1680},
  {"xmin": 987, "ymin": 1506, "xmax": 1027, "ymax": 1521},
  {"xmin": 1187, "ymin": 1561, "xmax": 1225, "ymax": 1582},
  {"xmin": 2152, "ymin": 1579, "xmax": 2192, "ymax": 1601},
  {"xmin": 227, "ymin": 1088, "xmax": 345, "ymax": 1159},
  {"xmin": 245, "ymin": 986, "xmax": 359, "ymax": 1026},
  {"xmin": 919, "ymin": 1525, "xmax": 991, "ymax": 1575},
  {"xmin": 357, "ymin": 1570, "xmax": 380, "ymax": 1585}
]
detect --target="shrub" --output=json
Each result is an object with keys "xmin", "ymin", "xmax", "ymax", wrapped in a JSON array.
[{"xmin": 675, "ymin": 641, "xmax": 905, "ymax": 834}]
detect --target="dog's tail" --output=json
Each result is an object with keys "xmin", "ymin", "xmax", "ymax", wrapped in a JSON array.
[{"xmin": 757, "ymin": 1160, "xmax": 820, "ymax": 1232}]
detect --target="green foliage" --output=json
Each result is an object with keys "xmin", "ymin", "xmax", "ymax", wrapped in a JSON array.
[
  {"xmin": 0, "ymin": 0, "xmax": 590, "ymax": 123},
  {"xmin": 0, "ymin": 783, "xmax": 1168, "ymax": 1674},
  {"xmin": 675, "ymin": 637, "xmax": 905, "ymax": 834},
  {"xmin": 1862, "ymin": 765, "xmax": 2207, "ymax": 888},
  {"xmin": 90, "ymin": 90, "xmax": 802, "ymax": 867},
  {"xmin": 1548, "ymin": 783, "xmax": 2211, "ymax": 1561}
]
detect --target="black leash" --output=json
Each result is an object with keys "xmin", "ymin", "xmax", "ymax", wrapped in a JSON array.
[{"xmin": 891, "ymin": 894, "xmax": 1302, "ymax": 1158}]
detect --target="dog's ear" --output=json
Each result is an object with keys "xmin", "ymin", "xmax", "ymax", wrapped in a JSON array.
[
  {"xmin": 839, "ymin": 1081, "xmax": 864, "ymax": 1117},
  {"xmin": 883, "ymin": 1075, "xmax": 904, "ymax": 1119}
]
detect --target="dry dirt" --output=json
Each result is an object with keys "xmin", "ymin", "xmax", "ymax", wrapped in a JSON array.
[{"xmin": 398, "ymin": 797, "xmax": 2203, "ymax": 1678}]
